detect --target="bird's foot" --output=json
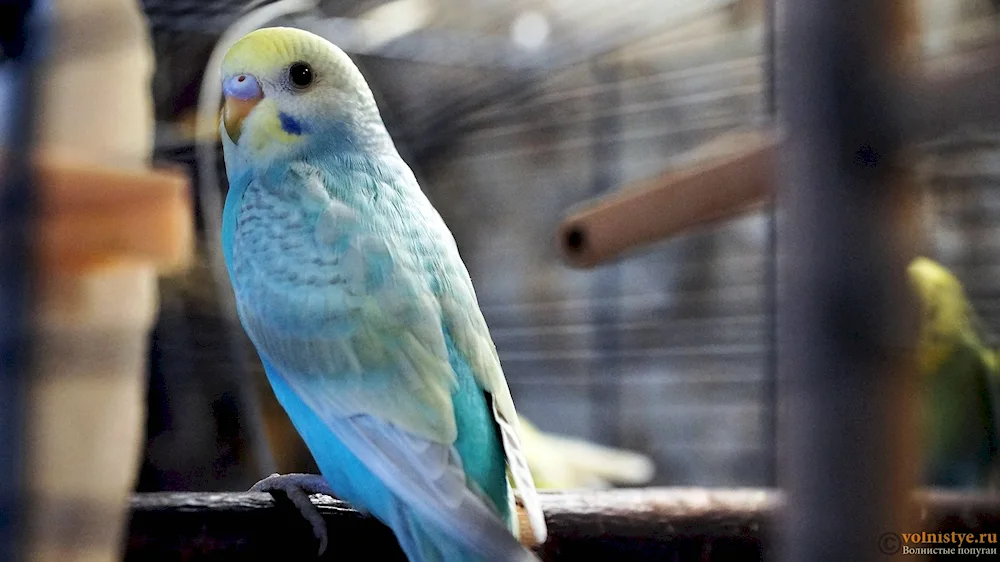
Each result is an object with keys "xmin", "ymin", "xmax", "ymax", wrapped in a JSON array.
[{"xmin": 250, "ymin": 473, "xmax": 337, "ymax": 556}]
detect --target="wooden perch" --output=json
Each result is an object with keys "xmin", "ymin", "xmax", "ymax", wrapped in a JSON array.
[
  {"xmin": 31, "ymin": 150, "xmax": 194, "ymax": 273},
  {"xmin": 125, "ymin": 488, "xmax": 1000, "ymax": 561},
  {"xmin": 558, "ymin": 130, "xmax": 776, "ymax": 268},
  {"xmin": 558, "ymin": 36, "xmax": 1000, "ymax": 268}
]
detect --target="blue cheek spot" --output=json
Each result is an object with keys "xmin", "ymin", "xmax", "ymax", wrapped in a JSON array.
[{"xmin": 278, "ymin": 112, "xmax": 304, "ymax": 135}]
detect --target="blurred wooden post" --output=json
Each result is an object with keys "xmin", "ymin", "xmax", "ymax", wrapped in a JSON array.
[
  {"xmin": 19, "ymin": 2, "xmax": 193, "ymax": 561},
  {"xmin": 775, "ymin": 1, "xmax": 921, "ymax": 562},
  {"xmin": 24, "ymin": 154, "xmax": 192, "ymax": 562}
]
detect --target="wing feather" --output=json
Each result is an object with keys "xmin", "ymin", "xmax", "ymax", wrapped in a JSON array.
[{"xmin": 388, "ymin": 156, "xmax": 549, "ymax": 543}]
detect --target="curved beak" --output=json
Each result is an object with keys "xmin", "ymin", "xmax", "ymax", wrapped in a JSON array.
[{"xmin": 222, "ymin": 74, "xmax": 263, "ymax": 143}]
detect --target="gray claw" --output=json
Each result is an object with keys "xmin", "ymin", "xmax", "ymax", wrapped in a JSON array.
[{"xmin": 250, "ymin": 473, "xmax": 337, "ymax": 556}]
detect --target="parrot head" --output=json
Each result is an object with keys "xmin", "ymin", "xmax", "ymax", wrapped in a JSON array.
[
  {"xmin": 907, "ymin": 257, "xmax": 998, "ymax": 375},
  {"xmin": 219, "ymin": 27, "xmax": 389, "ymax": 164}
]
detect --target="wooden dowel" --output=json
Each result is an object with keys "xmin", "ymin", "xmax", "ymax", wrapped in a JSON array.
[
  {"xmin": 37, "ymin": 200, "xmax": 192, "ymax": 273},
  {"xmin": 25, "ymin": 151, "xmax": 194, "ymax": 273},
  {"xmin": 33, "ymin": 152, "xmax": 187, "ymax": 214},
  {"xmin": 557, "ymin": 130, "xmax": 776, "ymax": 268}
]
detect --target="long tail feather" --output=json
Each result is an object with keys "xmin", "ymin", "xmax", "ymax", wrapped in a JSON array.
[{"xmin": 491, "ymin": 398, "xmax": 547, "ymax": 544}]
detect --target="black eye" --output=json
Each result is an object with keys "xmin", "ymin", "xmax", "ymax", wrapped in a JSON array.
[{"xmin": 289, "ymin": 62, "xmax": 313, "ymax": 88}]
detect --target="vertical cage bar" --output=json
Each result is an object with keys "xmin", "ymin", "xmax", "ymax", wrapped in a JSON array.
[
  {"xmin": 0, "ymin": 1, "xmax": 39, "ymax": 561},
  {"xmin": 776, "ymin": 1, "xmax": 920, "ymax": 561},
  {"xmin": 588, "ymin": 57, "xmax": 624, "ymax": 447},
  {"xmin": 762, "ymin": 0, "xmax": 778, "ymax": 489}
]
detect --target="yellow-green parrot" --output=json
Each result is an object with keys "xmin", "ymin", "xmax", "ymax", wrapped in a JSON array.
[{"xmin": 908, "ymin": 257, "xmax": 1000, "ymax": 487}]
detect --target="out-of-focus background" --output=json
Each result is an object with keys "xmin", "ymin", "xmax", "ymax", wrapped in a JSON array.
[{"xmin": 132, "ymin": 0, "xmax": 1000, "ymax": 493}]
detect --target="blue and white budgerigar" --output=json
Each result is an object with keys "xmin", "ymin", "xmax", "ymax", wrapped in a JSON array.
[{"xmin": 218, "ymin": 27, "xmax": 546, "ymax": 561}]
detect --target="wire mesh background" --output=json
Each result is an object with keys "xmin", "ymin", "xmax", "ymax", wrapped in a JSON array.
[{"xmin": 136, "ymin": 0, "xmax": 1000, "ymax": 491}]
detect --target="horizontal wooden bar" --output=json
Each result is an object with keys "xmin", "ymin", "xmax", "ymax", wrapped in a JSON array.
[
  {"xmin": 557, "ymin": 130, "xmax": 775, "ymax": 268},
  {"xmin": 26, "ymin": 150, "xmax": 194, "ymax": 273},
  {"xmin": 125, "ymin": 488, "xmax": 1000, "ymax": 561}
]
